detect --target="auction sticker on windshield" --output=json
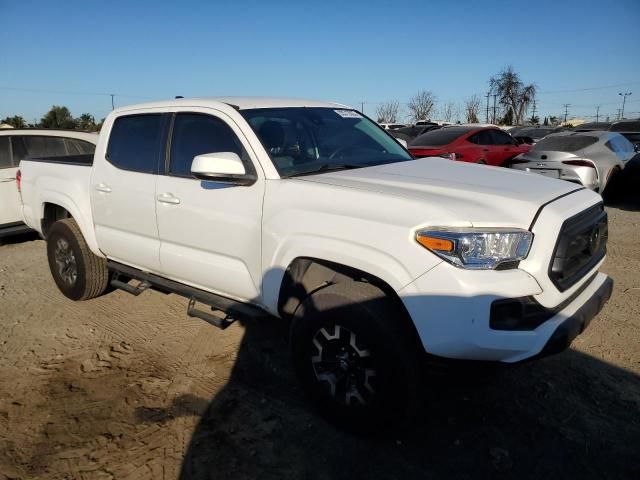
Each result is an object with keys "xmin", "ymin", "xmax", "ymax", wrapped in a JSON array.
[{"xmin": 334, "ymin": 109, "xmax": 362, "ymax": 118}]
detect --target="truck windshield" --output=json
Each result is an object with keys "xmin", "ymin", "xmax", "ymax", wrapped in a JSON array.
[{"xmin": 241, "ymin": 107, "xmax": 412, "ymax": 177}]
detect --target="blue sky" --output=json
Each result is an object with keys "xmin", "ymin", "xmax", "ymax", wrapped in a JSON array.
[{"xmin": 1, "ymin": 0, "xmax": 639, "ymax": 123}]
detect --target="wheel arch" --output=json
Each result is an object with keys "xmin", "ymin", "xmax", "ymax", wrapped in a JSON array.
[
  {"xmin": 38, "ymin": 193, "xmax": 102, "ymax": 257},
  {"xmin": 277, "ymin": 256, "xmax": 422, "ymax": 350}
]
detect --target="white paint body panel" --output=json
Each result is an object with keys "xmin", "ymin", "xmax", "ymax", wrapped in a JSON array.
[
  {"xmin": 19, "ymin": 97, "xmax": 610, "ymax": 363},
  {"xmin": 0, "ymin": 166, "xmax": 21, "ymax": 225}
]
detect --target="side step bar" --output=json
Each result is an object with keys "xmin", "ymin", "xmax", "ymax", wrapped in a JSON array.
[{"xmin": 107, "ymin": 261, "xmax": 265, "ymax": 330}]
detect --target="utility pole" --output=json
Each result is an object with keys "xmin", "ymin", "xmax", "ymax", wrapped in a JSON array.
[
  {"xmin": 492, "ymin": 94, "xmax": 498, "ymax": 124},
  {"xmin": 595, "ymin": 105, "xmax": 600, "ymax": 122},
  {"xmin": 531, "ymin": 100, "xmax": 537, "ymax": 124},
  {"xmin": 110, "ymin": 94, "xmax": 115, "ymax": 110},
  {"xmin": 361, "ymin": 101, "xmax": 364, "ymax": 114},
  {"xmin": 485, "ymin": 92, "xmax": 490, "ymax": 123},
  {"xmin": 618, "ymin": 92, "xmax": 632, "ymax": 119},
  {"xmin": 563, "ymin": 104, "xmax": 570, "ymax": 123}
]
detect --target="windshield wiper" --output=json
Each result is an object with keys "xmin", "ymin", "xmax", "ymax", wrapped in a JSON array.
[{"xmin": 285, "ymin": 163, "xmax": 364, "ymax": 178}]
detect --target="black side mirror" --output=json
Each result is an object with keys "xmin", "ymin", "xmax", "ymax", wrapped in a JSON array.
[{"xmin": 634, "ymin": 143, "xmax": 640, "ymax": 153}]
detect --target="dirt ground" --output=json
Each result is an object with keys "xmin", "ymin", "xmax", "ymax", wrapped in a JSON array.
[{"xmin": 0, "ymin": 203, "xmax": 638, "ymax": 480}]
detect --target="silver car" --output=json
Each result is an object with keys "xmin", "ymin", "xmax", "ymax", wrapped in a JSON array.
[{"xmin": 510, "ymin": 131, "xmax": 637, "ymax": 193}]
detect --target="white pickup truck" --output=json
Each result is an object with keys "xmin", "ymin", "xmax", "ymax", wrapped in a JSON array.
[{"xmin": 19, "ymin": 97, "xmax": 613, "ymax": 431}]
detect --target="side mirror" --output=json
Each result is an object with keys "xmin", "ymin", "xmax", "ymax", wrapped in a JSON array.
[
  {"xmin": 397, "ymin": 138, "xmax": 408, "ymax": 148},
  {"xmin": 191, "ymin": 152, "xmax": 255, "ymax": 185},
  {"xmin": 634, "ymin": 143, "xmax": 640, "ymax": 153}
]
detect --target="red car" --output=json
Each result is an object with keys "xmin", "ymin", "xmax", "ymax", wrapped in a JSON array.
[{"xmin": 408, "ymin": 126, "xmax": 531, "ymax": 166}]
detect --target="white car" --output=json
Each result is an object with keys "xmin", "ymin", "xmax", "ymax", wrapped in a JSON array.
[
  {"xmin": 18, "ymin": 97, "xmax": 613, "ymax": 431},
  {"xmin": 0, "ymin": 129, "xmax": 97, "ymax": 238},
  {"xmin": 378, "ymin": 122, "xmax": 407, "ymax": 130},
  {"xmin": 510, "ymin": 131, "xmax": 636, "ymax": 192}
]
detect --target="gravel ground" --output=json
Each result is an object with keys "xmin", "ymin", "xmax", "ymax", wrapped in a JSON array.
[{"xmin": 0, "ymin": 202, "xmax": 638, "ymax": 480}]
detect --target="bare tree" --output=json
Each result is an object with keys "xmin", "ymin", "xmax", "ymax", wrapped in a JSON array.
[
  {"xmin": 375, "ymin": 100, "xmax": 401, "ymax": 123},
  {"xmin": 407, "ymin": 91, "xmax": 437, "ymax": 122},
  {"xmin": 439, "ymin": 101, "xmax": 460, "ymax": 123},
  {"xmin": 464, "ymin": 94, "xmax": 482, "ymax": 123},
  {"xmin": 489, "ymin": 66, "xmax": 536, "ymax": 125}
]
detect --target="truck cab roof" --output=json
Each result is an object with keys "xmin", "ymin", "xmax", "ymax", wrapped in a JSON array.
[{"xmin": 115, "ymin": 97, "xmax": 350, "ymax": 114}]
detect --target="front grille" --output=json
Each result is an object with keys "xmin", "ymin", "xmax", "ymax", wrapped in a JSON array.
[{"xmin": 549, "ymin": 203, "xmax": 607, "ymax": 292}]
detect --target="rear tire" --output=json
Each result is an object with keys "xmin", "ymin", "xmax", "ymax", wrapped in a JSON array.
[
  {"xmin": 46, "ymin": 218, "xmax": 108, "ymax": 301},
  {"xmin": 289, "ymin": 281, "xmax": 421, "ymax": 433}
]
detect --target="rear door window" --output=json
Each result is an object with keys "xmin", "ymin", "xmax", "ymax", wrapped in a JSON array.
[
  {"xmin": 106, "ymin": 114, "xmax": 165, "ymax": 173},
  {"xmin": 0, "ymin": 137, "xmax": 11, "ymax": 168},
  {"xmin": 490, "ymin": 129, "xmax": 516, "ymax": 145},
  {"xmin": 22, "ymin": 136, "xmax": 68, "ymax": 157},
  {"xmin": 468, "ymin": 130, "xmax": 494, "ymax": 145}
]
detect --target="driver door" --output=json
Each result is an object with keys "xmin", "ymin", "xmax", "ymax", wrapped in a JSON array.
[{"xmin": 155, "ymin": 111, "xmax": 265, "ymax": 302}]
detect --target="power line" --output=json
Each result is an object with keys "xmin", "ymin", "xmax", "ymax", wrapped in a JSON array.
[{"xmin": 538, "ymin": 80, "xmax": 640, "ymax": 94}]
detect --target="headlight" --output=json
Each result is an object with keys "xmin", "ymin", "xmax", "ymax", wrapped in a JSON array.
[{"xmin": 416, "ymin": 228, "xmax": 533, "ymax": 270}]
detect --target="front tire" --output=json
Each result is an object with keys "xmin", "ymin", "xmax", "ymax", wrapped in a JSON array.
[
  {"xmin": 46, "ymin": 218, "xmax": 108, "ymax": 301},
  {"xmin": 290, "ymin": 282, "xmax": 421, "ymax": 433}
]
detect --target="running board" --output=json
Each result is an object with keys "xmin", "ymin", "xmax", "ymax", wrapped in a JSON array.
[
  {"xmin": 107, "ymin": 261, "xmax": 265, "ymax": 329},
  {"xmin": 110, "ymin": 272, "xmax": 150, "ymax": 296},
  {"xmin": 187, "ymin": 298, "xmax": 235, "ymax": 330}
]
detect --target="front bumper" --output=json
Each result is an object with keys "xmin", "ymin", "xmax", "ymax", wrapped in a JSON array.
[
  {"xmin": 532, "ymin": 275, "xmax": 613, "ymax": 359},
  {"xmin": 399, "ymin": 264, "xmax": 612, "ymax": 363}
]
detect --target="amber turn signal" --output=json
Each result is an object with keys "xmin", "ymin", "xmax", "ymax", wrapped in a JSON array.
[{"xmin": 416, "ymin": 235, "xmax": 454, "ymax": 252}]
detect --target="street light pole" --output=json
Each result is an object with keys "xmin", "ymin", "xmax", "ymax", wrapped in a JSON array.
[{"xmin": 618, "ymin": 92, "xmax": 632, "ymax": 119}]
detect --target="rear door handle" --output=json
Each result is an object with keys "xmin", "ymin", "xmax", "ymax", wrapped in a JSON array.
[
  {"xmin": 157, "ymin": 193, "xmax": 181, "ymax": 205},
  {"xmin": 0, "ymin": 177, "xmax": 15, "ymax": 182},
  {"xmin": 95, "ymin": 183, "xmax": 112, "ymax": 193}
]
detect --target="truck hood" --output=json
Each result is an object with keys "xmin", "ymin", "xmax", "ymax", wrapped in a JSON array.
[{"xmin": 296, "ymin": 158, "xmax": 581, "ymax": 228}]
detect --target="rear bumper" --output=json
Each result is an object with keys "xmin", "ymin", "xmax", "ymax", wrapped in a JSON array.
[
  {"xmin": 532, "ymin": 275, "xmax": 613, "ymax": 360},
  {"xmin": 511, "ymin": 163, "xmax": 598, "ymax": 190}
]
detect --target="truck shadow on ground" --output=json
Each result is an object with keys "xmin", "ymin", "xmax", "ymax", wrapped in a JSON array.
[{"xmin": 134, "ymin": 296, "xmax": 639, "ymax": 480}]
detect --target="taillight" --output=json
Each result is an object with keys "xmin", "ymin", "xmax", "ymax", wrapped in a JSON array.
[
  {"xmin": 409, "ymin": 148, "xmax": 437, "ymax": 158},
  {"xmin": 562, "ymin": 160, "xmax": 595, "ymax": 168},
  {"xmin": 16, "ymin": 169, "xmax": 21, "ymax": 193}
]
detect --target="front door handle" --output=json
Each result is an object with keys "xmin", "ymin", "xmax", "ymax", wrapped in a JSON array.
[
  {"xmin": 95, "ymin": 183, "xmax": 112, "ymax": 193},
  {"xmin": 0, "ymin": 177, "xmax": 15, "ymax": 183},
  {"xmin": 157, "ymin": 193, "xmax": 181, "ymax": 205}
]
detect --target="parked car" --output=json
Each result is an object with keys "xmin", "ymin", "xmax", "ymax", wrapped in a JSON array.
[
  {"xmin": 609, "ymin": 120, "xmax": 640, "ymax": 150},
  {"xmin": 510, "ymin": 131, "xmax": 636, "ymax": 193},
  {"xmin": 511, "ymin": 127, "xmax": 563, "ymax": 144},
  {"xmin": 390, "ymin": 124, "xmax": 441, "ymax": 141},
  {"xmin": 574, "ymin": 122, "xmax": 612, "ymax": 132},
  {"xmin": 408, "ymin": 125, "xmax": 530, "ymax": 165},
  {"xmin": 0, "ymin": 129, "xmax": 97, "ymax": 238},
  {"xmin": 19, "ymin": 97, "xmax": 612, "ymax": 431},
  {"xmin": 378, "ymin": 122, "xmax": 407, "ymax": 130}
]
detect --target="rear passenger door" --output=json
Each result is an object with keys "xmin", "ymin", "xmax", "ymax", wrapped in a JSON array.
[
  {"xmin": 155, "ymin": 111, "xmax": 264, "ymax": 302},
  {"xmin": 91, "ymin": 113, "xmax": 169, "ymax": 272},
  {"xmin": 0, "ymin": 136, "xmax": 21, "ymax": 226}
]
